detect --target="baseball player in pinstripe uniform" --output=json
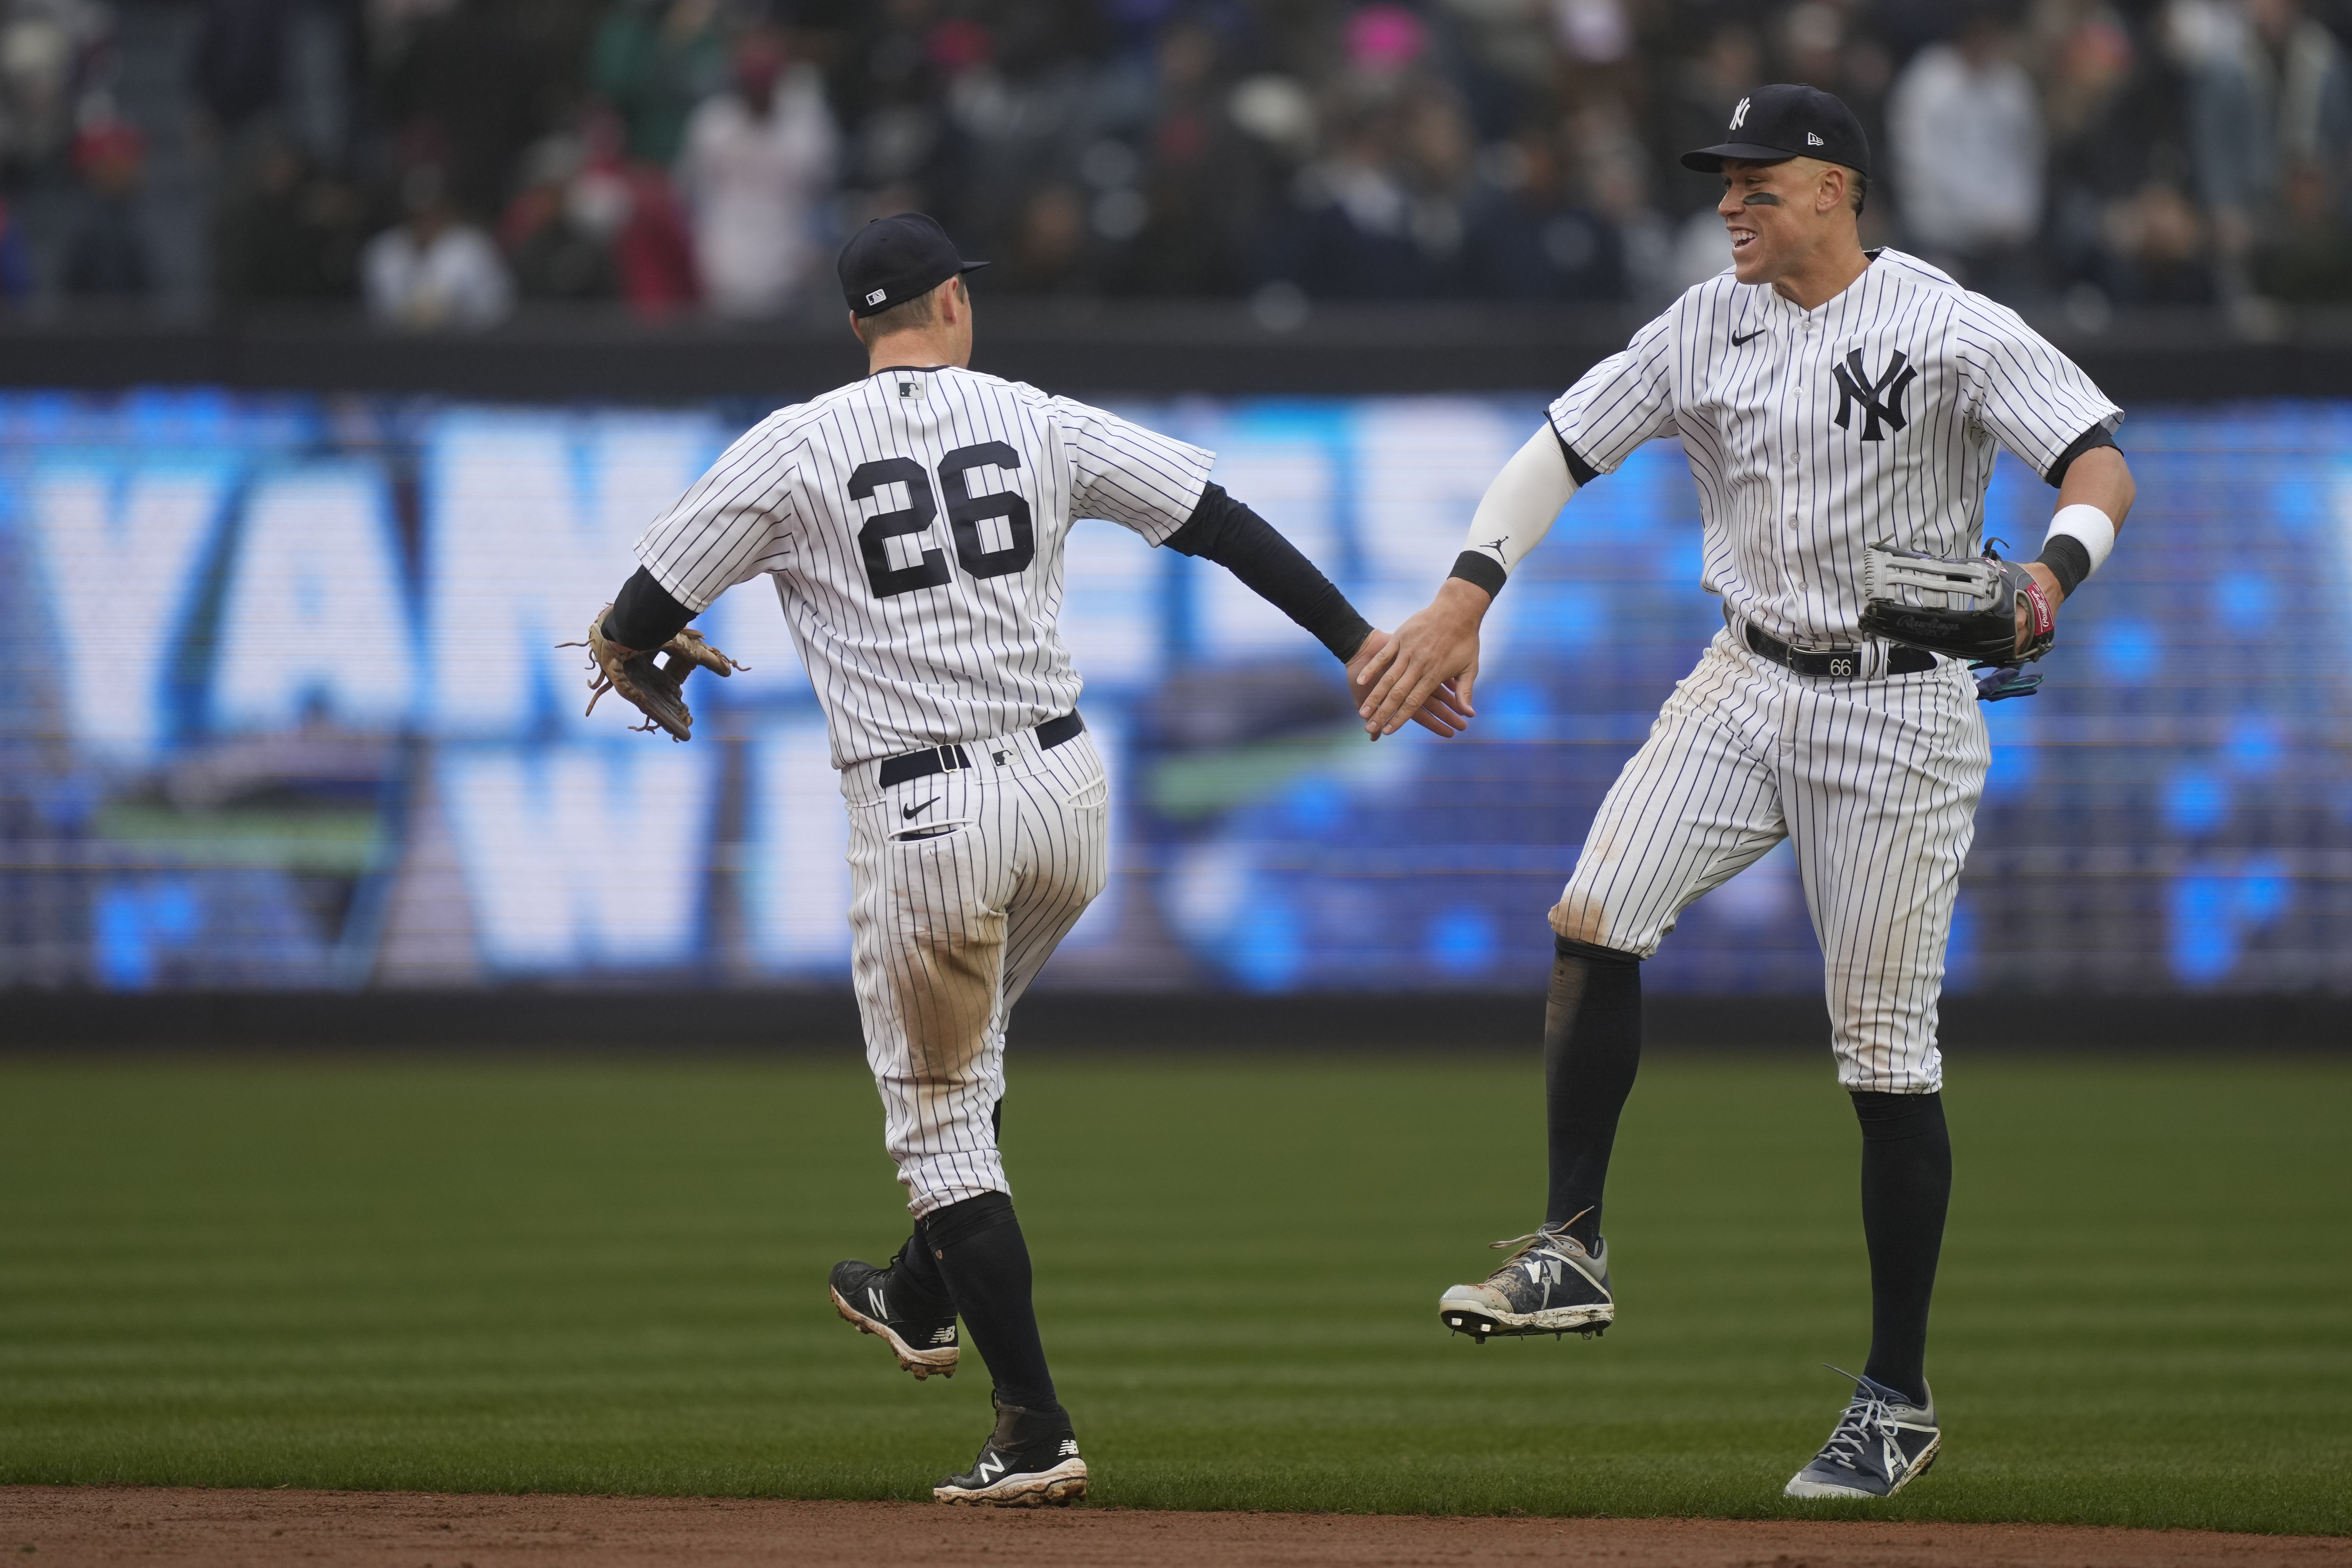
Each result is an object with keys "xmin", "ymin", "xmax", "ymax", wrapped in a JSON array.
[
  {"xmin": 580, "ymin": 213, "xmax": 1461, "ymax": 1507},
  {"xmin": 1359, "ymin": 86, "xmax": 2136, "ymax": 1498}
]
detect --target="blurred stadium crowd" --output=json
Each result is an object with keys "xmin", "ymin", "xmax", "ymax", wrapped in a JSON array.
[{"xmin": 1, "ymin": 0, "xmax": 2350, "ymax": 325}]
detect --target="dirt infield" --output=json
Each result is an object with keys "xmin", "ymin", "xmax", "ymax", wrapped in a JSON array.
[{"xmin": 5, "ymin": 1489, "xmax": 2348, "ymax": 1568}]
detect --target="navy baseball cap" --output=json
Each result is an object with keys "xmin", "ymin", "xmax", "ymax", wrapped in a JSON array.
[
  {"xmin": 838, "ymin": 212, "xmax": 988, "ymax": 318},
  {"xmin": 1681, "ymin": 83, "xmax": 1871, "ymax": 178}
]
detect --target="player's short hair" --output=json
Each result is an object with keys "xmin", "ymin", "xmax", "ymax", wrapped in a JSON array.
[
  {"xmin": 852, "ymin": 275, "xmax": 964, "ymax": 346},
  {"xmin": 1849, "ymin": 169, "xmax": 1868, "ymax": 218}
]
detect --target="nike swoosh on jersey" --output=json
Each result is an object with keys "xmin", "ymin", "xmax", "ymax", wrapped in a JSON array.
[
  {"xmin": 902, "ymin": 797, "xmax": 941, "ymax": 819},
  {"xmin": 1733, "ymin": 328, "xmax": 1766, "ymax": 346}
]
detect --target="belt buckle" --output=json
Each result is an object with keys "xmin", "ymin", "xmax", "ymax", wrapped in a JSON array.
[{"xmin": 939, "ymin": 745, "xmax": 963, "ymax": 774}]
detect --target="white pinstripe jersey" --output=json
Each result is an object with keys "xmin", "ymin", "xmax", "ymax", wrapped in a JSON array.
[
  {"xmin": 1550, "ymin": 248, "xmax": 2122, "ymax": 648},
  {"xmin": 634, "ymin": 365, "xmax": 1214, "ymax": 767}
]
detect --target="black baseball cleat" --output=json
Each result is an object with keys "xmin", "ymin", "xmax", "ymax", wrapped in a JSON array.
[
  {"xmin": 1437, "ymin": 1225, "xmax": 1614, "ymax": 1342},
  {"xmin": 829, "ymin": 1254, "xmax": 959, "ymax": 1380},
  {"xmin": 934, "ymin": 1396, "xmax": 1088, "ymax": 1507}
]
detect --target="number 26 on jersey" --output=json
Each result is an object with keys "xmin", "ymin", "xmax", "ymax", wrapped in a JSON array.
[{"xmin": 851, "ymin": 443, "xmax": 1034, "ymax": 598}]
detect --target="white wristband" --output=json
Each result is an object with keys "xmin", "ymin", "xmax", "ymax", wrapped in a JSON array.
[{"xmin": 2045, "ymin": 503, "xmax": 2116, "ymax": 576}]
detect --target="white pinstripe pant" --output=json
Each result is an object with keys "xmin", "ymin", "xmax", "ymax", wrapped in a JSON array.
[
  {"xmin": 840, "ymin": 726, "xmax": 1109, "ymax": 1217},
  {"xmin": 1555, "ymin": 628, "xmax": 1990, "ymax": 1092}
]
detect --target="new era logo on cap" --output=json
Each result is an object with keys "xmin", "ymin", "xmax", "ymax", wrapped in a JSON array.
[
  {"xmin": 1808, "ymin": 132, "xmax": 1824, "ymax": 145},
  {"xmin": 866, "ymin": 288, "xmax": 888, "ymax": 305}
]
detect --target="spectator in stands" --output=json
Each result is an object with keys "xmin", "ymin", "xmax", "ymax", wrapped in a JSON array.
[
  {"xmin": 575, "ymin": 107, "xmax": 699, "ymax": 314},
  {"xmin": 591, "ymin": 0, "xmax": 729, "ymax": 168},
  {"xmin": 62, "ymin": 117, "xmax": 151, "ymax": 299},
  {"xmin": 1888, "ymin": 5, "xmax": 2046, "ymax": 298},
  {"xmin": 676, "ymin": 28, "xmax": 837, "ymax": 318},
  {"xmin": 0, "ymin": 194, "xmax": 33, "ymax": 300},
  {"xmin": 1115, "ymin": 21, "xmax": 1259, "ymax": 297},
  {"xmin": 501, "ymin": 133, "xmax": 620, "ymax": 303},
  {"xmin": 362, "ymin": 163, "xmax": 512, "ymax": 329},
  {"xmin": 1460, "ymin": 123, "xmax": 1623, "ymax": 301},
  {"xmin": 0, "ymin": 0, "xmax": 109, "ymax": 178},
  {"xmin": 2255, "ymin": 156, "xmax": 2352, "ymax": 299},
  {"xmin": 2189, "ymin": 0, "xmax": 2352, "ymax": 289},
  {"xmin": 1267, "ymin": 10, "xmax": 1469, "ymax": 300},
  {"xmin": 191, "ymin": 0, "xmax": 288, "ymax": 141},
  {"xmin": 214, "ymin": 134, "xmax": 363, "ymax": 303},
  {"xmin": 2100, "ymin": 169, "xmax": 2221, "ymax": 306},
  {"xmin": 378, "ymin": 0, "xmax": 539, "ymax": 224}
]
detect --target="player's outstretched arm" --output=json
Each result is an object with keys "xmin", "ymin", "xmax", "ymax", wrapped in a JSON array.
[
  {"xmin": 1165, "ymin": 483, "xmax": 1470, "ymax": 737},
  {"xmin": 1357, "ymin": 425, "xmax": 1579, "ymax": 737}
]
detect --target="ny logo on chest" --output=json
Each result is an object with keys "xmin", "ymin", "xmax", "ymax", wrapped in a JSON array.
[{"xmin": 1830, "ymin": 348, "xmax": 1917, "ymax": 441}]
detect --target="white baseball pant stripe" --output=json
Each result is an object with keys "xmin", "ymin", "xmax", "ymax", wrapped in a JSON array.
[
  {"xmin": 841, "ymin": 724, "xmax": 1109, "ymax": 1216},
  {"xmin": 1553, "ymin": 628, "xmax": 1990, "ymax": 1092}
]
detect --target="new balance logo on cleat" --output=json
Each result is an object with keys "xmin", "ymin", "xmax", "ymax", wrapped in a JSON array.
[
  {"xmin": 1783, "ymin": 1369, "xmax": 1941, "ymax": 1499},
  {"xmin": 936, "ymin": 1400, "xmax": 1089, "ymax": 1508},
  {"xmin": 829, "ymin": 1256, "xmax": 960, "ymax": 1380},
  {"xmin": 1437, "ymin": 1223, "xmax": 1614, "ymax": 1342}
]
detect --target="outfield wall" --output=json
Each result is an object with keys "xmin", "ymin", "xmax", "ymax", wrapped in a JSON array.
[{"xmin": 1, "ymin": 389, "xmax": 2346, "ymax": 999}]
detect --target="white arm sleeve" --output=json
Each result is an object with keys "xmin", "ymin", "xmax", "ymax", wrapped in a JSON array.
[{"xmin": 1457, "ymin": 425, "xmax": 1578, "ymax": 585}]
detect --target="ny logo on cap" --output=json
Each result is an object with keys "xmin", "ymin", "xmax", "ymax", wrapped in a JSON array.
[
  {"xmin": 1832, "ymin": 349, "xmax": 1918, "ymax": 441},
  {"xmin": 1729, "ymin": 97, "xmax": 1751, "ymax": 130},
  {"xmin": 866, "ymin": 288, "xmax": 888, "ymax": 305}
]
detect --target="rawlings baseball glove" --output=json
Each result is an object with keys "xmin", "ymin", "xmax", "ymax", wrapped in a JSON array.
[
  {"xmin": 566, "ymin": 606, "xmax": 746, "ymax": 741},
  {"xmin": 1860, "ymin": 541, "xmax": 2055, "ymax": 700}
]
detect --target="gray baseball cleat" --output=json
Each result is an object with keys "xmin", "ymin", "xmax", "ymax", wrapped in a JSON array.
[
  {"xmin": 1783, "ymin": 1369, "xmax": 1941, "ymax": 1499},
  {"xmin": 1437, "ymin": 1225, "xmax": 1613, "ymax": 1341}
]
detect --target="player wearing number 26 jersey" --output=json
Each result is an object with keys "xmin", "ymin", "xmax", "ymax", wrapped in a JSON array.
[
  {"xmin": 590, "ymin": 212, "xmax": 1461, "ymax": 1507},
  {"xmin": 634, "ymin": 354, "xmax": 1215, "ymax": 768}
]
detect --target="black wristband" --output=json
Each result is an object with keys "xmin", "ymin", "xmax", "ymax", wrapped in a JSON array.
[
  {"xmin": 602, "ymin": 566, "xmax": 696, "ymax": 650},
  {"xmin": 1448, "ymin": 550, "xmax": 1508, "ymax": 597},
  {"xmin": 2035, "ymin": 534, "xmax": 2091, "ymax": 599}
]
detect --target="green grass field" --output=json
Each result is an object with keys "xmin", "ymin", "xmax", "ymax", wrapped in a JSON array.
[{"xmin": 1, "ymin": 1051, "xmax": 2345, "ymax": 1534}]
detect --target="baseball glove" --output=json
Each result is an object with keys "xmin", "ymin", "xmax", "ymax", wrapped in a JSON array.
[
  {"xmin": 566, "ymin": 606, "xmax": 746, "ymax": 741},
  {"xmin": 1860, "ymin": 541, "xmax": 2055, "ymax": 669}
]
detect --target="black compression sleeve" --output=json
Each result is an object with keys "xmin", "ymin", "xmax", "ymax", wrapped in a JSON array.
[
  {"xmin": 1163, "ymin": 483, "xmax": 1373, "ymax": 662},
  {"xmin": 602, "ymin": 566, "xmax": 695, "ymax": 650}
]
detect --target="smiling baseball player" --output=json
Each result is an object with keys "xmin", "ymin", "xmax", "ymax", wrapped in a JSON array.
[
  {"xmin": 578, "ymin": 212, "xmax": 1460, "ymax": 1507},
  {"xmin": 1357, "ymin": 85, "xmax": 2135, "ymax": 1499}
]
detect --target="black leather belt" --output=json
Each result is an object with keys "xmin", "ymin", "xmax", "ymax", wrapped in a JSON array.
[
  {"xmin": 877, "ymin": 711, "xmax": 1086, "ymax": 788},
  {"xmin": 1745, "ymin": 622, "xmax": 1934, "ymax": 678}
]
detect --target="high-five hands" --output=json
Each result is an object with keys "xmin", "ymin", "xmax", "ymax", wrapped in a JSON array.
[
  {"xmin": 1351, "ymin": 578, "xmax": 1490, "ymax": 739},
  {"xmin": 1348, "ymin": 626, "xmax": 1475, "ymax": 739}
]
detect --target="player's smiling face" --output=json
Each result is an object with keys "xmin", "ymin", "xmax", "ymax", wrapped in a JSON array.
[{"xmin": 1718, "ymin": 159, "xmax": 1806, "ymax": 284}]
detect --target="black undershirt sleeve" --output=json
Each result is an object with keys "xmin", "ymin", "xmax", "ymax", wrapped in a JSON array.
[
  {"xmin": 601, "ymin": 566, "xmax": 696, "ymax": 650},
  {"xmin": 2044, "ymin": 422, "xmax": 2118, "ymax": 488},
  {"xmin": 1163, "ymin": 483, "xmax": 1374, "ymax": 662}
]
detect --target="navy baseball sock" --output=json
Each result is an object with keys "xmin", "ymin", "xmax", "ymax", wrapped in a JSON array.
[
  {"xmin": 1851, "ymin": 1089, "xmax": 1950, "ymax": 1409},
  {"xmin": 924, "ymin": 1191, "xmax": 1059, "ymax": 1412},
  {"xmin": 889, "ymin": 1222, "xmax": 951, "ymax": 1310},
  {"xmin": 1543, "ymin": 935, "xmax": 1643, "ymax": 1249}
]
